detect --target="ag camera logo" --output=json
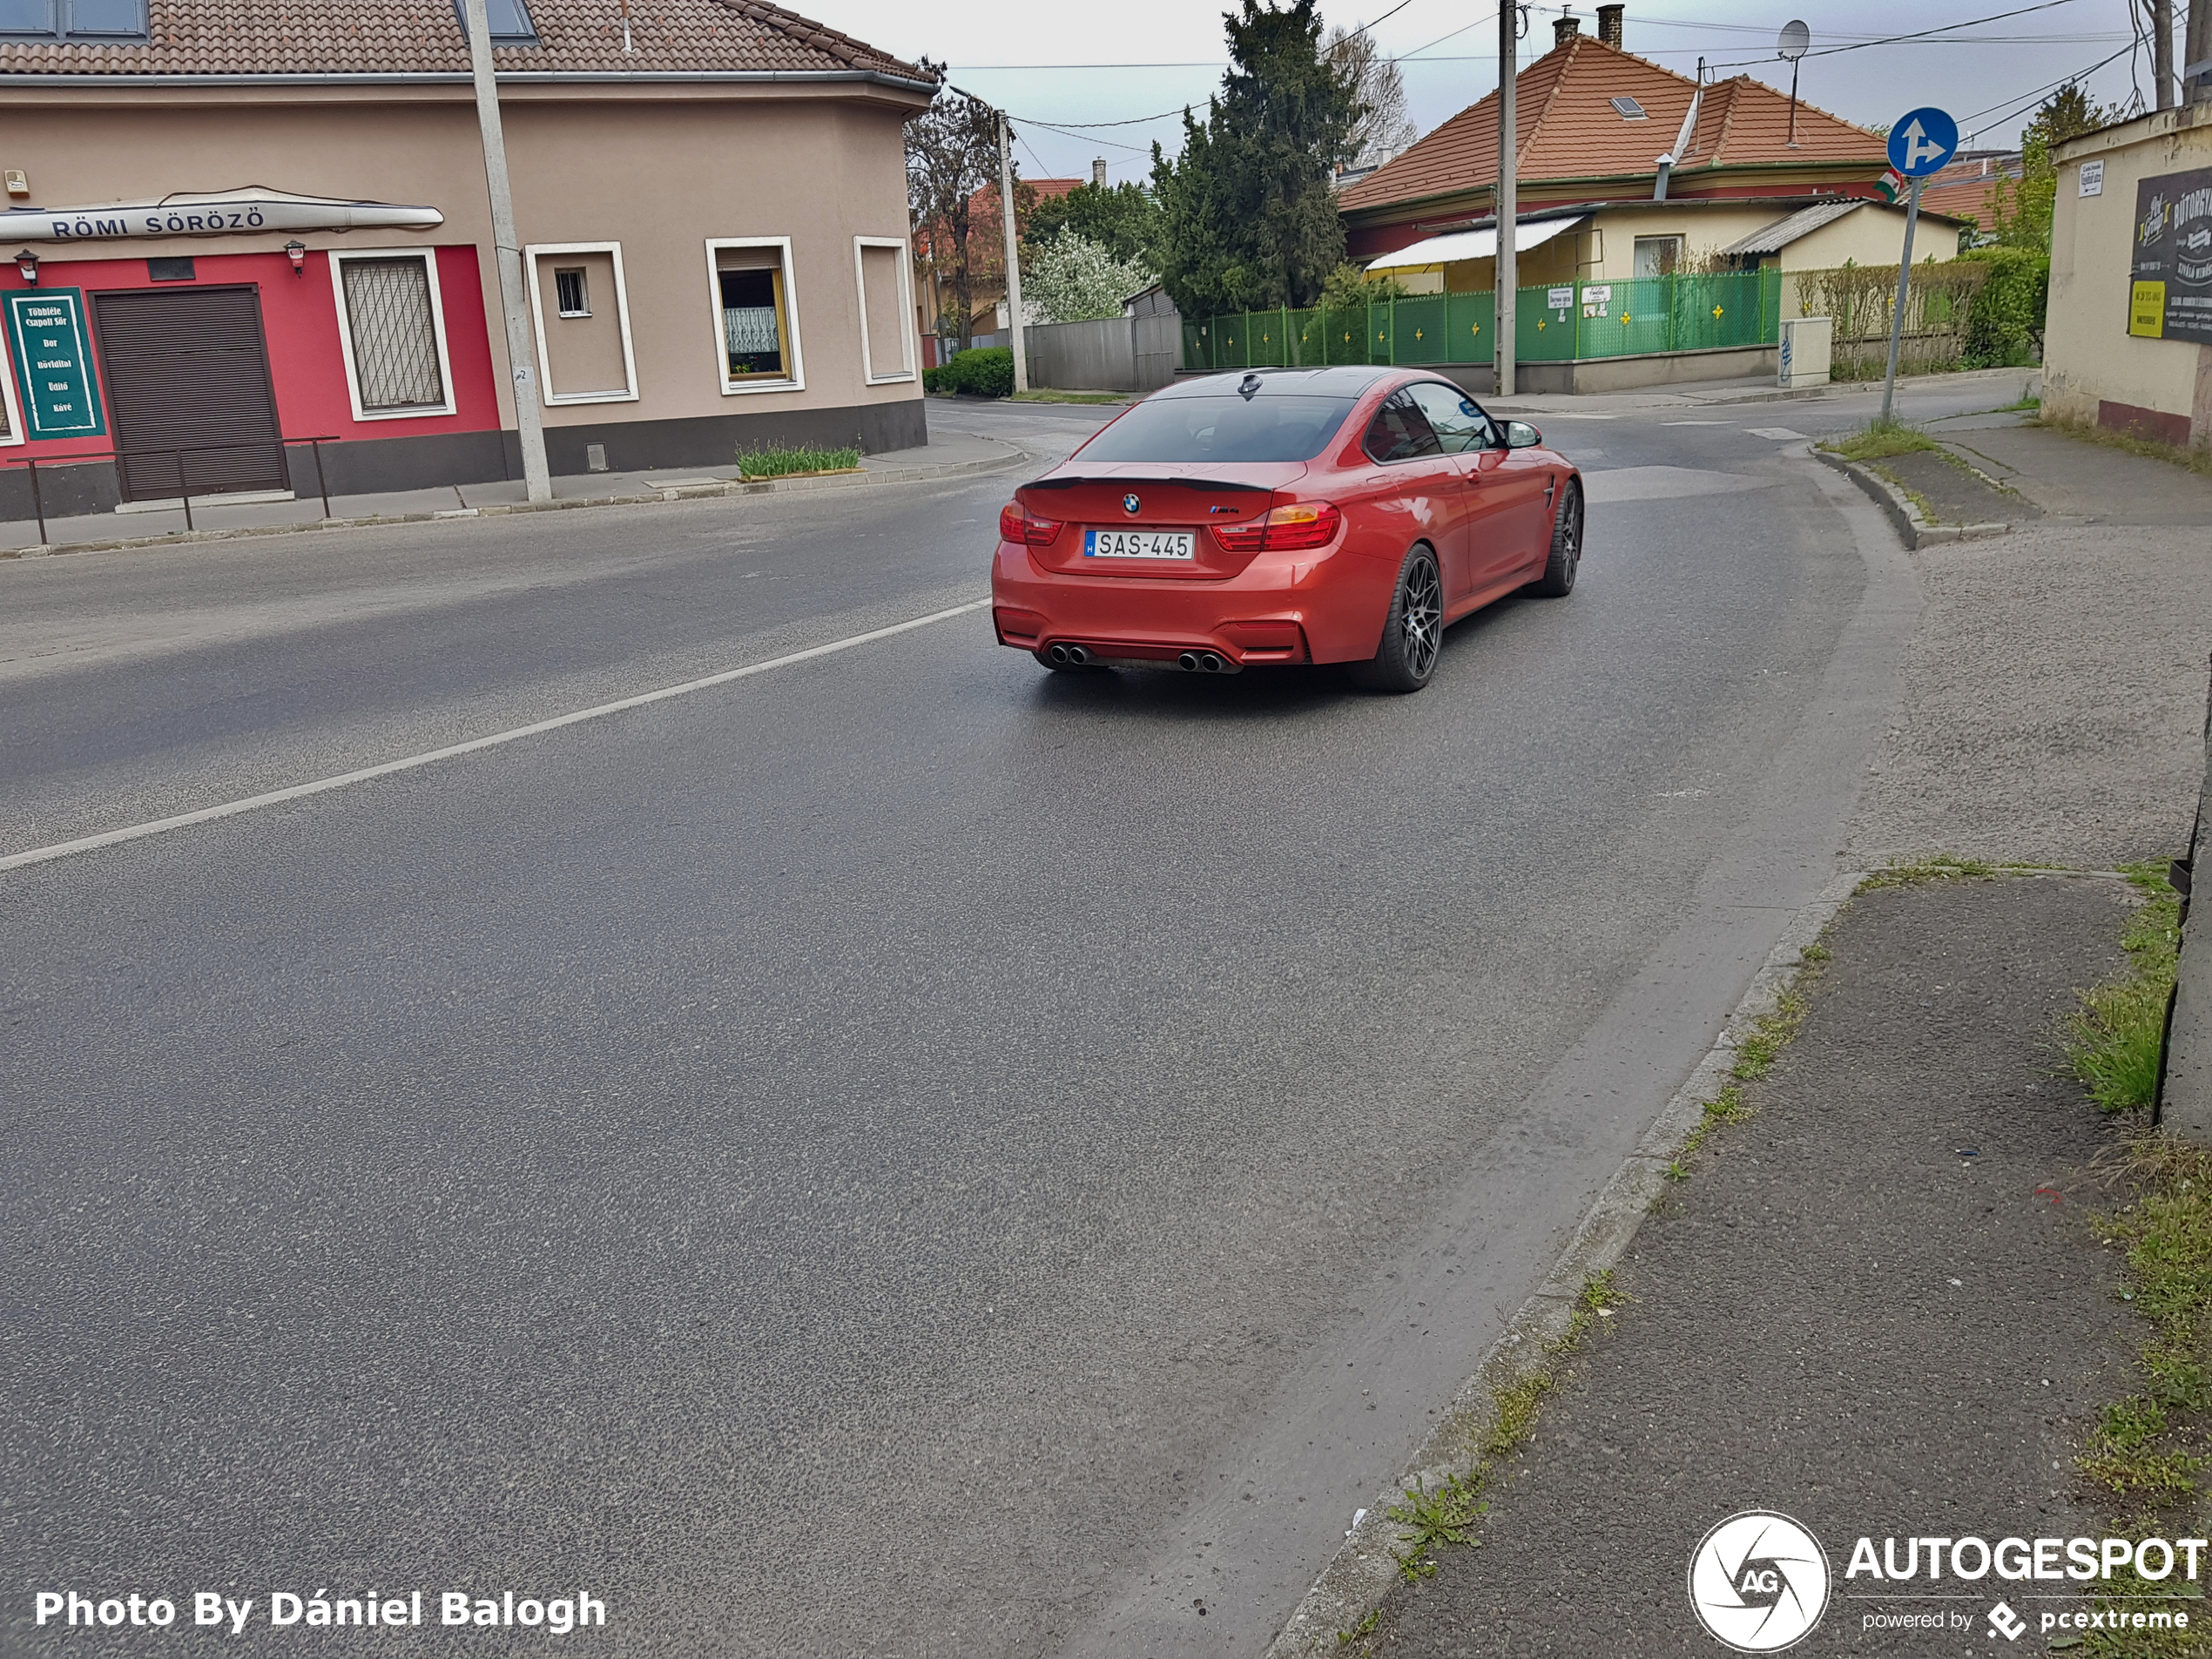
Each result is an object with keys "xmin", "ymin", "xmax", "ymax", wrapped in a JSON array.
[{"xmin": 1689, "ymin": 1512, "xmax": 1831, "ymax": 1651}]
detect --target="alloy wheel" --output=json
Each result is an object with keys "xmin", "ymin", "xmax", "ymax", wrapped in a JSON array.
[{"xmin": 1402, "ymin": 553, "xmax": 1442, "ymax": 678}]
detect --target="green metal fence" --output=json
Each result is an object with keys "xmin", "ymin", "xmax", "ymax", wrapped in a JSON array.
[{"xmin": 1181, "ymin": 271, "xmax": 1785, "ymax": 374}]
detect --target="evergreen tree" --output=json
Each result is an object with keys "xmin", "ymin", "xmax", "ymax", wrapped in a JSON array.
[{"xmin": 1150, "ymin": 0, "xmax": 1359, "ymax": 316}]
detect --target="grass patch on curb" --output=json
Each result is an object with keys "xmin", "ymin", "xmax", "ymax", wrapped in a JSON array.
[
  {"xmin": 1820, "ymin": 415, "xmax": 1945, "ymax": 463},
  {"xmin": 1374, "ymin": 1272, "xmax": 1622, "ymax": 1598},
  {"xmin": 1008, "ymin": 389, "xmax": 1128, "ymax": 405},
  {"xmin": 2067, "ymin": 863, "xmax": 2183, "ymax": 1115},
  {"xmin": 736, "ymin": 442, "xmax": 861, "ymax": 481},
  {"xmin": 2067, "ymin": 862, "xmax": 2202, "ymax": 1651}
]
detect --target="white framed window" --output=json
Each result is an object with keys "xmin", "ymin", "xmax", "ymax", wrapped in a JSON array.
[
  {"xmin": 554, "ymin": 268, "xmax": 589, "ymax": 317},
  {"xmin": 853, "ymin": 235, "xmax": 918, "ymax": 385},
  {"xmin": 705, "ymin": 236, "xmax": 805, "ymax": 395},
  {"xmin": 329, "ymin": 248, "xmax": 457, "ymax": 421},
  {"xmin": 0, "ymin": 333, "xmax": 24, "ymax": 447},
  {"xmin": 524, "ymin": 242, "xmax": 638, "ymax": 406}
]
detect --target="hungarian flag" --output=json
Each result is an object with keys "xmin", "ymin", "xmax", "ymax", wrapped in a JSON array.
[{"xmin": 1876, "ymin": 167, "xmax": 1906, "ymax": 204}]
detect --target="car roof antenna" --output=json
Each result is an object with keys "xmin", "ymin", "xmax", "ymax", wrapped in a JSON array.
[{"xmin": 1238, "ymin": 372, "xmax": 1263, "ymax": 400}]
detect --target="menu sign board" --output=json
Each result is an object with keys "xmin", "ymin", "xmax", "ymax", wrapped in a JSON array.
[
  {"xmin": 3, "ymin": 287, "xmax": 106, "ymax": 438},
  {"xmin": 2128, "ymin": 166, "xmax": 2212, "ymax": 346}
]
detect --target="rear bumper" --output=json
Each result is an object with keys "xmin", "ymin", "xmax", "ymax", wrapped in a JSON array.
[{"xmin": 990, "ymin": 539, "xmax": 1389, "ymax": 666}]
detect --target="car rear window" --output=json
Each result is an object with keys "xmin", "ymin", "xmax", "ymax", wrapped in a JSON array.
[{"xmin": 1076, "ymin": 395, "xmax": 1360, "ymax": 464}]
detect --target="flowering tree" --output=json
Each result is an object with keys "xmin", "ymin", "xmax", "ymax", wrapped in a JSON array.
[{"xmin": 1022, "ymin": 232, "xmax": 1157, "ymax": 325}]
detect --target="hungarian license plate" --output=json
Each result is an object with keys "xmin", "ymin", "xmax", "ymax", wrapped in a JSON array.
[{"xmin": 1085, "ymin": 528, "xmax": 1194, "ymax": 560}]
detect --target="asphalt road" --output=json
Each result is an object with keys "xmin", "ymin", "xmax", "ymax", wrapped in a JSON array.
[{"xmin": 1, "ymin": 380, "xmax": 1993, "ymax": 1656}]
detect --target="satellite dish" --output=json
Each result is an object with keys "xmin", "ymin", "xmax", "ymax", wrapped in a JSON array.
[{"xmin": 1777, "ymin": 19, "xmax": 1811, "ymax": 61}]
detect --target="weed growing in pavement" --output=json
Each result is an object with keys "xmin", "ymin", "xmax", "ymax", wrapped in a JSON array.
[
  {"xmin": 1820, "ymin": 415, "xmax": 1946, "ymax": 462},
  {"xmin": 1334, "ymin": 1605, "xmax": 1381, "ymax": 1644},
  {"xmin": 1377, "ymin": 1273, "xmax": 1624, "ymax": 1591},
  {"xmin": 1672, "ymin": 973, "xmax": 1820, "ymax": 1171},
  {"xmin": 735, "ymin": 442, "xmax": 862, "ymax": 480},
  {"xmin": 1856, "ymin": 854, "xmax": 2007, "ymax": 890},
  {"xmin": 2065, "ymin": 863, "xmax": 2182, "ymax": 1114}
]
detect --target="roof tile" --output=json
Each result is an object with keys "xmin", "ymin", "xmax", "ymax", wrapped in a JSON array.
[
  {"xmin": 0, "ymin": 0, "xmax": 931, "ymax": 79},
  {"xmin": 1341, "ymin": 34, "xmax": 1883, "ymax": 216}
]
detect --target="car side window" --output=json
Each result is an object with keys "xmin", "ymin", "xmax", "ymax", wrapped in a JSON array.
[
  {"xmin": 1406, "ymin": 382, "xmax": 1490, "ymax": 455},
  {"xmin": 1361, "ymin": 390, "xmax": 1442, "ymax": 463}
]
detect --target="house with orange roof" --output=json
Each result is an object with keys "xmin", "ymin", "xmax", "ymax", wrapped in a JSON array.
[
  {"xmin": 0, "ymin": 0, "xmax": 934, "ymax": 520},
  {"xmin": 1342, "ymin": 8, "xmax": 1966, "ymax": 305},
  {"xmin": 912, "ymin": 173, "xmax": 1085, "ymax": 361}
]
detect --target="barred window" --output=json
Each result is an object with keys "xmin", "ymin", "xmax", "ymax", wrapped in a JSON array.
[
  {"xmin": 554, "ymin": 267, "xmax": 589, "ymax": 317},
  {"xmin": 341, "ymin": 256, "xmax": 447, "ymax": 413}
]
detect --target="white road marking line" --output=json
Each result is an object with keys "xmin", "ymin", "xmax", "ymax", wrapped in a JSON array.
[
  {"xmin": 1748, "ymin": 426, "xmax": 1811, "ymax": 441},
  {"xmin": 1, "ymin": 597, "xmax": 993, "ymax": 875},
  {"xmin": 1661, "ymin": 420, "xmax": 1731, "ymax": 425}
]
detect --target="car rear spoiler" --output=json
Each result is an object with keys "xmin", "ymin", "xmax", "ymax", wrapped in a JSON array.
[{"xmin": 1023, "ymin": 475, "xmax": 1271, "ymax": 492}]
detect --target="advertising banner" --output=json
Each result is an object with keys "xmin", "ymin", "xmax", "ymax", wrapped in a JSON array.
[
  {"xmin": 2128, "ymin": 165, "xmax": 2212, "ymax": 345},
  {"xmin": 3, "ymin": 287, "xmax": 105, "ymax": 439}
]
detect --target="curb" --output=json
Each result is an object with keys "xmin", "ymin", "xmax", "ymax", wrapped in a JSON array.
[
  {"xmin": 1810, "ymin": 448, "xmax": 2013, "ymax": 550},
  {"xmin": 1264, "ymin": 869, "xmax": 1866, "ymax": 1658},
  {"xmin": 1683, "ymin": 366, "xmax": 2041, "ymax": 408},
  {"xmin": 0, "ymin": 441, "xmax": 1030, "ymax": 563}
]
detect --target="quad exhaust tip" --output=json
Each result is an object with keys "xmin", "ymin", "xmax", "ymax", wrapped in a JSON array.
[
  {"xmin": 1048, "ymin": 644, "xmax": 1092, "ymax": 666},
  {"xmin": 1177, "ymin": 651, "xmax": 1226, "ymax": 673}
]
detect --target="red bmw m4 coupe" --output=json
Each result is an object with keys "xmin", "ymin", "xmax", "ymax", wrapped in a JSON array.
[{"xmin": 991, "ymin": 365, "xmax": 1583, "ymax": 692}]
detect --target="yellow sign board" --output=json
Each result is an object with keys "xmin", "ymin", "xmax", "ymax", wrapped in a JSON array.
[{"xmin": 2129, "ymin": 280, "xmax": 2167, "ymax": 339}]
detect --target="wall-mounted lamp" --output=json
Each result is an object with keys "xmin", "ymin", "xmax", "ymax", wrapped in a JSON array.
[
  {"xmin": 284, "ymin": 239, "xmax": 307, "ymax": 276},
  {"xmin": 13, "ymin": 247, "xmax": 37, "ymax": 286}
]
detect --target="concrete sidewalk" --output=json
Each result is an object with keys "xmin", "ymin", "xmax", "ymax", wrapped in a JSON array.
[
  {"xmin": 1364, "ymin": 872, "xmax": 2138, "ymax": 1656},
  {"xmin": 0, "ymin": 429, "xmax": 1021, "ymax": 556},
  {"xmin": 1313, "ymin": 419, "xmax": 2212, "ymax": 1656}
]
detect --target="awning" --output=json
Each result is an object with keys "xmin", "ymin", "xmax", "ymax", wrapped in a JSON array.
[
  {"xmin": 1, "ymin": 187, "xmax": 443, "ymax": 245},
  {"xmin": 1365, "ymin": 214, "xmax": 1588, "ymax": 273}
]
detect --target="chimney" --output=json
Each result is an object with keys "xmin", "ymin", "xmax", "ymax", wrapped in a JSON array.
[
  {"xmin": 1091, "ymin": 158, "xmax": 1106, "ymax": 189},
  {"xmin": 1554, "ymin": 12, "xmax": 1580, "ymax": 46},
  {"xmin": 1596, "ymin": 3, "xmax": 1624, "ymax": 47}
]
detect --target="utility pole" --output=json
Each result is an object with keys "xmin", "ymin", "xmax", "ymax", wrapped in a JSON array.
[
  {"xmin": 998, "ymin": 110, "xmax": 1029, "ymax": 394},
  {"xmin": 1496, "ymin": 0, "xmax": 1517, "ymax": 399},
  {"xmin": 2153, "ymin": 0, "xmax": 2177, "ymax": 111},
  {"xmin": 461, "ymin": 0, "xmax": 550, "ymax": 502},
  {"xmin": 2184, "ymin": 0, "xmax": 2209, "ymax": 103}
]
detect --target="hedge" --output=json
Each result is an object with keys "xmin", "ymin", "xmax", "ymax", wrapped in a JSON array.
[
  {"xmin": 924, "ymin": 346, "xmax": 1015, "ymax": 398},
  {"xmin": 1958, "ymin": 246, "xmax": 2049, "ymax": 368}
]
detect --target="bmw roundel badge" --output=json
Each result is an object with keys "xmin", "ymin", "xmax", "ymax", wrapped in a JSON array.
[{"xmin": 1123, "ymin": 494, "xmax": 1142, "ymax": 515}]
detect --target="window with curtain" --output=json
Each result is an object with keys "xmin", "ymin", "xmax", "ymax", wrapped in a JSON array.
[{"xmin": 720, "ymin": 267, "xmax": 789, "ymax": 380}]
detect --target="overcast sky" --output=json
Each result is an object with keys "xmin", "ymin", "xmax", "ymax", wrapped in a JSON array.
[{"xmin": 823, "ymin": 0, "xmax": 2154, "ymax": 183}]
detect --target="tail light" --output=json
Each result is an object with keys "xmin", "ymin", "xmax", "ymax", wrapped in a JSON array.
[
  {"xmin": 999, "ymin": 501, "xmax": 1063, "ymax": 546},
  {"xmin": 1211, "ymin": 501, "xmax": 1343, "ymax": 553}
]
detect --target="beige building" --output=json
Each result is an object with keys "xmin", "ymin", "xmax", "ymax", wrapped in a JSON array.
[
  {"xmin": 0, "ymin": 0, "xmax": 933, "ymax": 517},
  {"xmin": 1366, "ymin": 197, "xmax": 1965, "ymax": 298},
  {"xmin": 2047, "ymin": 101, "xmax": 2212, "ymax": 447}
]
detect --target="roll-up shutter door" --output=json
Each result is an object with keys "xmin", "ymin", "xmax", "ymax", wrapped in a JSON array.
[{"xmin": 91, "ymin": 286, "xmax": 287, "ymax": 502}]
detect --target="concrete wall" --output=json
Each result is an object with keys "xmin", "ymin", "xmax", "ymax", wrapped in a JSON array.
[
  {"xmin": 2048, "ymin": 104, "xmax": 2212, "ymax": 445},
  {"xmin": 1025, "ymin": 314, "xmax": 1180, "ymax": 393}
]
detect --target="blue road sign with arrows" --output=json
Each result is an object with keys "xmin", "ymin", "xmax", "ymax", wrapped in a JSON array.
[{"xmin": 1887, "ymin": 107, "xmax": 1959, "ymax": 179}]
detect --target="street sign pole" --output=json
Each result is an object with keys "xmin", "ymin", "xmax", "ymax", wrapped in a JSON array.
[
  {"xmin": 1879, "ymin": 174, "xmax": 1922, "ymax": 425},
  {"xmin": 1877, "ymin": 105, "xmax": 1958, "ymax": 427},
  {"xmin": 462, "ymin": 0, "xmax": 550, "ymax": 504}
]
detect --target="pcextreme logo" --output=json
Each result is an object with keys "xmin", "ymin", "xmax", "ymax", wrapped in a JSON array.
[{"xmin": 1688, "ymin": 1512, "xmax": 1831, "ymax": 1652}]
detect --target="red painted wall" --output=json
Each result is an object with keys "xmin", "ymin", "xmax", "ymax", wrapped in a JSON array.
[{"xmin": 0, "ymin": 244, "xmax": 499, "ymax": 465}]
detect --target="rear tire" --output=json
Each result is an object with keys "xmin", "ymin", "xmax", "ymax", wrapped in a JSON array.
[
  {"xmin": 1529, "ymin": 478, "xmax": 1581, "ymax": 597},
  {"xmin": 1350, "ymin": 545, "xmax": 1442, "ymax": 693}
]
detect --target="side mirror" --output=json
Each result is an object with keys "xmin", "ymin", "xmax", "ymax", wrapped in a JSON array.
[{"xmin": 1504, "ymin": 420, "xmax": 1542, "ymax": 449}]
